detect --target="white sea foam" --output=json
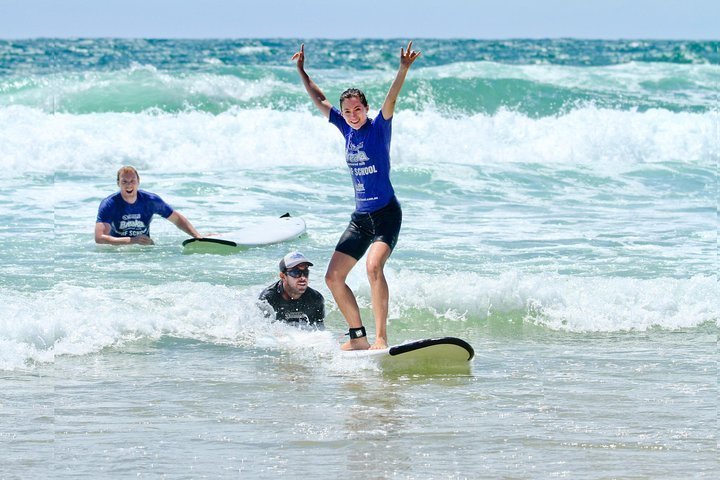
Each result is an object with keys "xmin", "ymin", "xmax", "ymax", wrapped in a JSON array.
[
  {"xmin": 386, "ymin": 271, "xmax": 718, "ymax": 332},
  {"xmin": 235, "ymin": 45, "xmax": 272, "ymax": 56},
  {"xmin": 1, "ymin": 273, "xmax": 715, "ymax": 371},
  {"xmin": 0, "ymin": 105, "xmax": 714, "ymax": 175}
]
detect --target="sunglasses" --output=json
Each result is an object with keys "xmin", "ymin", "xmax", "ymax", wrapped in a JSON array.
[{"xmin": 285, "ymin": 268, "xmax": 310, "ymax": 278}]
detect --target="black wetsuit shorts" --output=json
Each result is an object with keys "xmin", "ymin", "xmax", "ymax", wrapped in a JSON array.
[{"xmin": 335, "ymin": 196, "xmax": 402, "ymax": 260}]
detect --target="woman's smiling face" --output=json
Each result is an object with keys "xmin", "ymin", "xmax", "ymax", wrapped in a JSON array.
[{"xmin": 341, "ymin": 96, "xmax": 369, "ymax": 130}]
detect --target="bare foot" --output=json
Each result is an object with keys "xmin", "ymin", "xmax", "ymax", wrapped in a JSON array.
[
  {"xmin": 341, "ymin": 337, "xmax": 371, "ymax": 351},
  {"xmin": 369, "ymin": 339, "xmax": 388, "ymax": 350}
]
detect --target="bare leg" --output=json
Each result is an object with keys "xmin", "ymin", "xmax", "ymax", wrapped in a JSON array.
[
  {"xmin": 366, "ymin": 241, "xmax": 392, "ymax": 350},
  {"xmin": 325, "ymin": 251, "xmax": 370, "ymax": 350}
]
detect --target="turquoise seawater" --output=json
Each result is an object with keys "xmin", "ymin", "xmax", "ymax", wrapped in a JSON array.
[{"xmin": 0, "ymin": 39, "xmax": 718, "ymax": 478}]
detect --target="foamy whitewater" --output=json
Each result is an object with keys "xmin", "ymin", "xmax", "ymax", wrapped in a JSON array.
[{"xmin": 1, "ymin": 39, "xmax": 717, "ymax": 478}]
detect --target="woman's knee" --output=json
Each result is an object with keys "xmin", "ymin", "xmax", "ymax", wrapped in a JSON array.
[
  {"xmin": 324, "ymin": 270, "xmax": 336, "ymax": 288},
  {"xmin": 325, "ymin": 268, "xmax": 346, "ymax": 289},
  {"xmin": 365, "ymin": 260, "xmax": 385, "ymax": 282}
]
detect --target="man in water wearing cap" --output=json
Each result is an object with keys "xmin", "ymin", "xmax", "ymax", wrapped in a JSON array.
[{"xmin": 258, "ymin": 251, "xmax": 325, "ymax": 327}]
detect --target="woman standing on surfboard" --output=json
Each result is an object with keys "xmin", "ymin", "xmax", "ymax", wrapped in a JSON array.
[{"xmin": 292, "ymin": 41, "xmax": 421, "ymax": 351}]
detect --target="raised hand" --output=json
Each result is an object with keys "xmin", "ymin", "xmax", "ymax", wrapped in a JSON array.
[
  {"xmin": 291, "ymin": 43, "xmax": 305, "ymax": 70},
  {"xmin": 400, "ymin": 40, "xmax": 421, "ymax": 69},
  {"xmin": 291, "ymin": 43, "xmax": 331, "ymax": 117}
]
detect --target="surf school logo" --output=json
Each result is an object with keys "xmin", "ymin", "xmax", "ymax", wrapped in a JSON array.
[
  {"xmin": 119, "ymin": 213, "xmax": 147, "ymax": 234},
  {"xmin": 346, "ymin": 141, "xmax": 369, "ymax": 165},
  {"xmin": 352, "ymin": 165, "xmax": 377, "ymax": 176}
]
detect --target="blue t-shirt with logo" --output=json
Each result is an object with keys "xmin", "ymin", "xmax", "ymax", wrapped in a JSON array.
[
  {"xmin": 329, "ymin": 107, "xmax": 395, "ymax": 213},
  {"xmin": 96, "ymin": 190, "xmax": 174, "ymax": 237}
]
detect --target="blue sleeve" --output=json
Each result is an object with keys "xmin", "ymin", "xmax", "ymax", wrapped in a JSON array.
[
  {"xmin": 374, "ymin": 109, "xmax": 392, "ymax": 144},
  {"xmin": 329, "ymin": 107, "xmax": 348, "ymax": 134},
  {"xmin": 155, "ymin": 198, "xmax": 174, "ymax": 219},
  {"xmin": 96, "ymin": 196, "xmax": 115, "ymax": 223},
  {"xmin": 144, "ymin": 192, "xmax": 174, "ymax": 219}
]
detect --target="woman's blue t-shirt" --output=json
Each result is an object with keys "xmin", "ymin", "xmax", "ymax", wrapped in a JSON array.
[{"xmin": 329, "ymin": 107, "xmax": 395, "ymax": 213}]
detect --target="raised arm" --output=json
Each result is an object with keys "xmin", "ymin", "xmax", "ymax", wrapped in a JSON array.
[
  {"xmin": 292, "ymin": 44, "xmax": 332, "ymax": 118},
  {"xmin": 381, "ymin": 40, "xmax": 421, "ymax": 121}
]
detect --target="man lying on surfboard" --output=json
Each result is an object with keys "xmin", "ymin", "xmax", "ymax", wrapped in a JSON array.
[
  {"xmin": 258, "ymin": 251, "xmax": 325, "ymax": 327},
  {"xmin": 95, "ymin": 166, "xmax": 203, "ymax": 245},
  {"xmin": 292, "ymin": 41, "xmax": 421, "ymax": 350}
]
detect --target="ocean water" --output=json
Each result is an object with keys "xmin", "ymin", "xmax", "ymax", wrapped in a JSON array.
[{"xmin": 0, "ymin": 38, "xmax": 717, "ymax": 478}]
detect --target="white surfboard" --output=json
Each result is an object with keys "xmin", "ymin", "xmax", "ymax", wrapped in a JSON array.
[
  {"xmin": 341, "ymin": 337, "xmax": 474, "ymax": 373},
  {"xmin": 182, "ymin": 214, "xmax": 306, "ymax": 254}
]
